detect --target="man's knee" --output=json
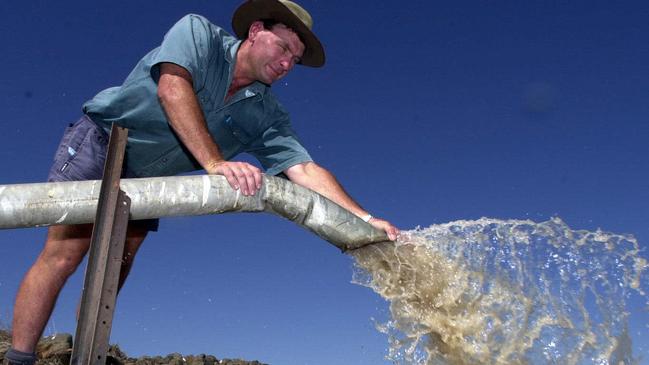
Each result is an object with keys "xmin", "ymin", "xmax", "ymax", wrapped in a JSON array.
[
  {"xmin": 39, "ymin": 249, "xmax": 86, "ymax": 277},
  {"xmin": 38, "ymin": 245, "xmax": 89, "ymax": 277},
  {"xmin": 38, "ymin": 225, "xmax": 92, "ymax": 277},
  {"xmin": 36, "ymin": 223, "xmax": 147, "ymax": 279}
]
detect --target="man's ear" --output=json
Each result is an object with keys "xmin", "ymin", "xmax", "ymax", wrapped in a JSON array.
[{"xmin": 248, "ymin": 21, "xmax": 265, "ymax": 41}]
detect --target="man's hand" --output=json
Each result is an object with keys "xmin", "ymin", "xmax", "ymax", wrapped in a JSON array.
[
  {"xmin": 207, "ymin": 160, "xmax": 262, "ymax": 196},
  {"xmin": 368, "ymin": 217, "xmax": 400, "ymax": 241}
]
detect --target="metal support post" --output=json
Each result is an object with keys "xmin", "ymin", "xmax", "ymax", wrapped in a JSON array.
[{"xmin": 70, "ymin": 125, "xmax": 130, "ymax": 365}]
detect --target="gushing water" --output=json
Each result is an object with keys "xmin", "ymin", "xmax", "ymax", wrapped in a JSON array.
[{"xmin": 351, "ymin": 217, "xmax": 648, "ymax": 365}]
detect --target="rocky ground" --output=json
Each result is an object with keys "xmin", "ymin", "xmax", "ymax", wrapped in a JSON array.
[{"xmin": 0, "ymin": 331, "xmax": 266, "ymax": 365}]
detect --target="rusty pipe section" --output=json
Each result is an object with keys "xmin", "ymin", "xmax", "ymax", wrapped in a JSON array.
[{"xmin": 0, "ymin": 175, "xmax": 388, "ymax": 251}]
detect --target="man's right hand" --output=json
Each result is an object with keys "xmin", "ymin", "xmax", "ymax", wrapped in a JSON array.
[
  {"xmin": 368, "ymin": 217, "xmax": 400, "ymax": 241},
  {"xmin": 207, "ymin": 160, "xmax": 262, "ymax": 196}
]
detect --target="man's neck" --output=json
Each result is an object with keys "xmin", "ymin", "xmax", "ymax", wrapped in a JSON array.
[{"xmin": 227, "ymin": 41, "xmax": 256, "ymax": 100}]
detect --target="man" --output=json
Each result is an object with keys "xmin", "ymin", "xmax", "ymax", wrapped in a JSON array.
[{"xmin": 5, "ymin": 1, "xmax": 399, "ymax": 363}]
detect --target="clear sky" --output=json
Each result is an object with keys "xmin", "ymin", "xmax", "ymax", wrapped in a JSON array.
[{"xmin": 1, "ymin": 1, "xmax": 648, "ymax": 364}]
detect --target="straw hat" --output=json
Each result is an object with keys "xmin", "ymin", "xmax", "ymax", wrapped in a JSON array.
[{"xmin": 232, "ymin": 0, "xmax": 325, "ymax": 67}]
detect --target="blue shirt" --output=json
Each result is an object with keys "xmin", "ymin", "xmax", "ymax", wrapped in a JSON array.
[{"xmin": 83, "ymin": 14, "xmax": 312, "ymax": 177}]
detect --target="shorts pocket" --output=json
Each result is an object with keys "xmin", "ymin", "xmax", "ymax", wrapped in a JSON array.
[{"xmin": 48, "ymin": 119, "xmax": 108, "ymax": 182}]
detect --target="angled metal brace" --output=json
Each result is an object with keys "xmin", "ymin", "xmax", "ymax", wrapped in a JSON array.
[{"xmin": 70, "ymin": 124, "xmax": 129, "ymax": 365}]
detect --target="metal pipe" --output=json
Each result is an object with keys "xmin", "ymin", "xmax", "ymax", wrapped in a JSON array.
[{"xmin": 0, "ymin": 175, "xmax": 388, "ymax": 251}]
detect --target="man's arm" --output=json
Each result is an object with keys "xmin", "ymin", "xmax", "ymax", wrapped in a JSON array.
[
  {"xmin": 285, "ymin": 161, "xmax": 400, "ymax": 240},
  {"xmin": 157, "ymin": 62, "xmax": 262, "ymax": 196}
]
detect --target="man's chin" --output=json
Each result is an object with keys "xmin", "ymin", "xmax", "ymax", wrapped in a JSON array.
[{"xmin": 262, "ymin": 76, "xmax": 281, "ymax": 86}]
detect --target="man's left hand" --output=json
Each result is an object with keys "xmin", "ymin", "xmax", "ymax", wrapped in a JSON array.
[{"xmin": 369, "ymin": 217, "xmax": 400, "ymax": 241}]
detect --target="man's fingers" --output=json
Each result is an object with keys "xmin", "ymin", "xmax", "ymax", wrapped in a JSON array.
[
  {"xmin": 370, "ymin": 218, "xmax": 400, "ymax": 241},
  {"xmin": 214, "ymin": 163, "xmax": 243, "ymax": 192},
  {"xmin": 242, "ymin": 165, "xmax": 260, "ymax": 196},
  {"xmin": 230, "ymin": 168, "xmax": 245, "ymax": 195},
  {"xmin": 222, "ymin": 170, "xmax": 240, "ymax": 191},
  {"xmin": 384, "ymin": 225, "xmax": 397, "ymax": 241},
  {"xmin": 221, "ymin": 162, "xmax": 261, "ymax": 196},
  {"xmin": 204, "ymin": 161, "xmax": 263, "ymax": 196},
  {"xmin": 253, "ymin": 166, "xmax": 263, "ymax": 189},
  {"xmin": 387, "ymin": 226, "xmax": 399, "ymax": 241}
]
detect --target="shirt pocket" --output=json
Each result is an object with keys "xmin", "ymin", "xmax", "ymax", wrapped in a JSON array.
[
  {"xmin": 223, "ymin": 113, "xmax": 267, "ymax": 146},
  {"xmin": 220, "ymin": 93, "xmax": 269, "ymax": 146}
]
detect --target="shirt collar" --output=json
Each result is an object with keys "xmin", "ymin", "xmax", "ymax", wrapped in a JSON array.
[
  {"xmin": 225, "ymin": 39, "xmax": 241, "ymax": 65},
  {"xmin": 222, "ymin": 37, "xmax": 268, "ymax": 103}
]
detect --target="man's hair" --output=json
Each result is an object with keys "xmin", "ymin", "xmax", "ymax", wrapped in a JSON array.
[
  {"xmin": 243, "ymin": 19, "xmax": 298, "ymax": 40},
  {"xmin": 261, "ymin": 18, "xmax": 280, "ymax": 30},
  {"xmin": 242, "ymin": 19, "xmax": 280, "ymax": 40}
]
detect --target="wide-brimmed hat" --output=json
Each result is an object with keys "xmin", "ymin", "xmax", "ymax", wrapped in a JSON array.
[{"xmin": 232, "ymin": 0, "xmax": 325, "ymax": 67}]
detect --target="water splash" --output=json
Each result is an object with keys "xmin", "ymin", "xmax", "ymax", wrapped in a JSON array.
[{"xmin": 351, "ymin": 217, "xmax": 648, "ymax": 365}]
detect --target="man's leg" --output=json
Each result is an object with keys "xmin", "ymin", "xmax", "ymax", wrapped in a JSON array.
[
  {"xmin": 11, "ymin": 224, "xmax": 93, "ymax": 353},
  {"xmin": 10, "ymin": 223, "xmax": 148, "ymax": 354}
]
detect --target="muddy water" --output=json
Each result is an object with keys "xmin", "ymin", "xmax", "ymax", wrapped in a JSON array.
[{"xmin": 351, "ymin": 218, "xmax": 648, "ymax": 365}]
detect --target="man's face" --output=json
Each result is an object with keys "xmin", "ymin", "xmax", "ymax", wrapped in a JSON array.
[{"xmin": 247, "ymin": 22, "xmax": 305, "ymax": 84}]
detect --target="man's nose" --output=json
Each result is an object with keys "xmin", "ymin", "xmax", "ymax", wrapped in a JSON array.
[{"xmin": 280, "ymin": 59, "xmax": 292, "ymax": 71}]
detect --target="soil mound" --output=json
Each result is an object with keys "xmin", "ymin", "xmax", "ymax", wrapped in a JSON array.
[{"xmin": 0, "ymin": 331, "xmax": 266, "ymax": 365}]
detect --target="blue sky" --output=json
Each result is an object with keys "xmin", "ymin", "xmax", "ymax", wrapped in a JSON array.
[{"xmin": 1, "ymin": 1, "xmax": 648, "ymax": 364}]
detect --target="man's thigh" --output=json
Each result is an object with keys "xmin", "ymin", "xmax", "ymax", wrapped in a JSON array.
[{"xmin": 42, "ymin": 222, "xmax": 148, "ymax": 262}]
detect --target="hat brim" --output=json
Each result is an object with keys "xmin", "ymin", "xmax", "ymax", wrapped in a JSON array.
[{"xmin": 232, "ymin": 0, "xmax": 325, "ymax": 67}]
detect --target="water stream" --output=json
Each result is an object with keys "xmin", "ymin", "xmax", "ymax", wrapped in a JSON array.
[{"xmin": 351, "ymin": 217, "xmax": 648, "ymax": 365}]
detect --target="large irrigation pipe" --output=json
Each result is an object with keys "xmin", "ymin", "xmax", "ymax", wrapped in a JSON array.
[{"xmin": 0, "ymin": 175, "xmax": 388, "ymax": 251}]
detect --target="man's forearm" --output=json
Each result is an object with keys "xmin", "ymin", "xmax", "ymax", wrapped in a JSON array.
[
  {"xmin": 285, "ymin": 161, "xmax": 400, "ymax": 241},
  {"xmin": 156, "ymin": 62, "xmax": 262, "ymax": 195},
  {"xmin": 285, "ymin": 162, "xmax": 368, "ymax": 217},
  {"xmin": 157, "ymin": 63, "xmax": 224, "ymax": 171}
]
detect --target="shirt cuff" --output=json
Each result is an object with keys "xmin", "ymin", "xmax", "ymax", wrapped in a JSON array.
[{"xmin": 265, "ymin": 155, "xmax": 313, "ymax": 176}]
